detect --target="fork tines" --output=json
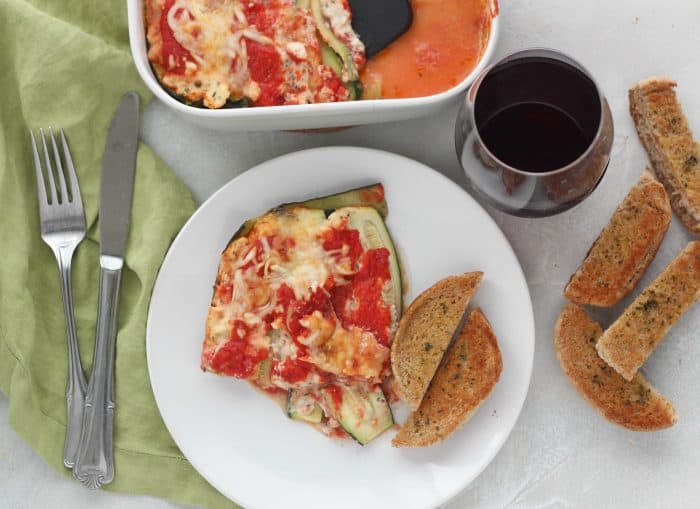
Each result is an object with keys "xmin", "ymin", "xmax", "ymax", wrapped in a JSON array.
[{"xmin": 30, "ymin": 127, "xmax": 83, "ymax": 212}]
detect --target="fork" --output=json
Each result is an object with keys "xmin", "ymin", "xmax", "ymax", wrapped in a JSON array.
[{"xmin": 30, "ymin": 127, "xmax": 88, "ymax": 468}]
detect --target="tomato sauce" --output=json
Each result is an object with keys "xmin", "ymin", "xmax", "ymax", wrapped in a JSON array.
[
  {"xmin": 360, "ymin": 185, "xmax": 385, "ymax": 206},
  {"xmin": 329, "ymin": 426, "xmax": 348, "ymax": 439},
  {"xmin": 361, "ymin": 0, "xmax": 494, "ymax": 98},
  {"xmin": 246, "ymin": 39, "xmax": 285, "ymax": 106},
  {"xmin": 324, "ymin": 384, "xmax": 343, "ymax": 410},
  {"xmin": 213, "ymin": 222, "xmax": 393, "ymax": 385},
  {"xmin": 241, "ymin": 235, "xmax": 295, "ymax": 274},
  {"xmin": 322, "ymin": 227, "xmax": 364, "ymax": 266},
  {"xmin": 160, "ymin": 0, "xmax": 194, "ymax": 75},
  {"xmin": 331, "ymin": 248, "xmax": 392, "ymax": 345},
  {"xmin": 275, "ymin": 284, "xmax": 335, "ymax": 344},
  {"xmin": 262, "ymin": 385, "xmax": 287, "ymax": 397},
  {"xmin": 240, "ymin": 1, "xmax": 286, "ymax": 106},
  {"xmin": 273, "ymin": 359, "xmax": 315, "ymax": 384},
  {"xmin": 216, "ymin": 283, "xmax": 233, "ymax": 304},
  {"xmin": 243, "ymin": 1, "xmax": 279, "ymax": 37},
  {"xmin": 321, "ymin": 225, "xmax": 394, "ymax": 345},
  {"xmin": 210, "ymin": 320, "xmax": 268, "ymax": 378}
]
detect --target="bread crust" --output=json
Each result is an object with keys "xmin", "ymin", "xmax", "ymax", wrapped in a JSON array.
[
  {"xmin": 554, "ymin": 303, "xmax": 676, "ymax": 431},
  {"xmin": 565, "ymin": 170, "xmax": 671, "ymax": 307},
  {"xmin": 392, "ymin": 308, "xmax": 502, "ymax": 447},
  {"xmin": 629, "ymin": 77, "xmax": 700, "ymax": 234},
  {"xmin": 596, "ymin": 241, "xmax": 700, "ymax": 381},
  {"xmin": 390, "ymin": 273, "xmax": 483, "ymax": 409}
]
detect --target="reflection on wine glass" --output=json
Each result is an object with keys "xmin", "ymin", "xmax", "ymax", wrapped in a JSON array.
[{"xmin": 455, "ymin": 48, "xmax": 614, "ymax": 217}]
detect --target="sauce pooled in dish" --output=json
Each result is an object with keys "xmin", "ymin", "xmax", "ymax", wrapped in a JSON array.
[{"xmin": 361, "ymin": 0, "xmax": 496, "ymax": 99}]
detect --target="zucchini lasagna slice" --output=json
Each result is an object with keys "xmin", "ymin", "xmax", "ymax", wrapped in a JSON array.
[
  {"xmin": 145, "ymin": 0, "xmax": 365, "ymax": 108},
  {"xmin": 202, "ymin": 185, "xmax": 401, "ymax": 444}
]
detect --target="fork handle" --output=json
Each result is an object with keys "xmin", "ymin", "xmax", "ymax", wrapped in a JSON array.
[
  {"xmin": 55, "ymin": 244, "xmax": 88, "ymax": 468},
  {"xmin": 73, "ymin": 255, "xmax": 122, "ymax": 489}
]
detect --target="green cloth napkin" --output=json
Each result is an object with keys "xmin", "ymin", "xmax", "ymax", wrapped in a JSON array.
[{"xmin": 0, "ymin": 1, "xmax": 236, "ymax": 507}]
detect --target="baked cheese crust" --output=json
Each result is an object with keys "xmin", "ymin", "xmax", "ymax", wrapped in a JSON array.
[
  {"xmin": 145, "ymin": 0, "xmax": 365, "ymax": 107},
  {"xmin": 202, "ymin": 206, "xmax": 399, "ymax": 436}
]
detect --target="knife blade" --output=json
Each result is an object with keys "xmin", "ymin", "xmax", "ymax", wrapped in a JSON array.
[
  {"xmin": 100, "ymin": 91, "xmax": 140, "ymax": 258},
  {"xmin": 73, "ymin": 92, "xmax": 140, "ymax": 489}
]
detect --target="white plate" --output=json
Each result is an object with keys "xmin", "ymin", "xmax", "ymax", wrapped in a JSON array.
[{"xmin": 147, "ymin": 147, "xmax": 534, "ymax": 509}]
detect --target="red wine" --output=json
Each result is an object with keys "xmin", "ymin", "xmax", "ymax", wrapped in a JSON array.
[
  {"xmin": 457, "ymin": 51, "xmax": 613, "ymax": 217},
  {"xmin": 478, "ymin": 102, "xmax": 589, "ymax": 173},
  {"xmin": 473, "ymin": 56, "xmax": 601, "ymax": 174}
]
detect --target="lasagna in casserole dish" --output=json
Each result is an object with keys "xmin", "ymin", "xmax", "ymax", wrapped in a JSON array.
[
  {"xmin": 201, "ymin": 185, "xmax": 401, "ymax": 444},
  {"xmin": 145, "ymin": 0, "xmax": 365, "ymax": 108}
]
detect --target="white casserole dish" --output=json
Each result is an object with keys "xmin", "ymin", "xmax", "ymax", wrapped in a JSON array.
[{"xmin": 126, "ymin": 0, "xmax": 500, "ymax": 131}]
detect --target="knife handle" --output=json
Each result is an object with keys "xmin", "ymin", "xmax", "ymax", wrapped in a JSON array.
[{"xmin": 73, "ymin": 255, "xmax": 122, "ymax": 489}]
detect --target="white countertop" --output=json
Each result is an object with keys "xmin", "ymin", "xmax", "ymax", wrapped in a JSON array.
[{"xmin": 3, "ymin": 0, "xmax": 700, "ymax": 507}]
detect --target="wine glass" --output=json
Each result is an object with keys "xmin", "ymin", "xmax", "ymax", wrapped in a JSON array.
[{"xmin": 455, "ymin": 48, "xmax": 614, "ymax": 217}]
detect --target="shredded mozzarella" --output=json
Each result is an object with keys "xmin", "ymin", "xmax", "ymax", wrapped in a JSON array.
[
  {"xmin": 208, "ymin": 208, "xmax": 392, "ymax": 388},
  {"xmin": 155, "ymin": 0, "xmax": 363, "ymax": 107},
  {"xmin": 320, "ymin": 0, "xmax": 365, "ymax": 64},
  {"xmin": 286, "ymin": 41, "xmax": 308, "ymax": 60}
]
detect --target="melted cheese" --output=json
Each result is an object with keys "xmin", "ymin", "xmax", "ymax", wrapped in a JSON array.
[
  {"xmin": 204, "ymin": 206, "xmax": 394, "ymax": 384},
  {"xmin": 166, "ymin": 0, "xmax": 254, "ymax": 107},
  {"xmin": 270, "ymin": 329, "xmax": 298, "ymax": 360},
  {"xmin": 314, "ymin": 327, "xmax": 389, "ymax": 380},
  {"xmin": 320, "ymin": 0, "xmax": 365, "ymax": 66},
  {"xmin": 149, "ymin": 0, "xmax": 363, "ymax": 107},
  {"xmin": 280, "ymin": 242, "xmax": 331, "ymax": 300}
]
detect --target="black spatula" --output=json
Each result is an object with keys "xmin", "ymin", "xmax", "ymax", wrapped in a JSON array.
[{"xmin": 349, "ymin": 0, "xmax": 413, "ymax": 59}]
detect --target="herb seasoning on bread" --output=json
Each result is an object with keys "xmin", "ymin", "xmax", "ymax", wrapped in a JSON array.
[
  {"xmin": 565, "ymin": 170, "xmax": 671, "ymax": 307},
  {"xmin": 596, "ymin": 241, "xmax": 700, "ymax": 381},
  {"xmin": 390, "ymin": 272, "xmax": 483, "ymax": 410},
  {"xmin": 554, "ymin": 303, "xmax": 676, "ymax": 431},
  {"xmin": 629, "ymin": 77, "xmax": 700, "ymax": 234},
  {"xmin": 393, "ymin": 308, "xmax": 502, "ymax": 447}
]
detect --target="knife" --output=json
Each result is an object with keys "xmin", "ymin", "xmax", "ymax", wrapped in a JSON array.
[{"xmin": 73, "ymin": 92, "xmax": 140, "ymax": 489}]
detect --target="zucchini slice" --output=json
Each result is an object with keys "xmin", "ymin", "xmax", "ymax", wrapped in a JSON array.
[
  {"xmin": 227, "ymin": 203, "xmax": 329, "ymax": 246},
  {"xmin": 226, "ymin": 183, "xmax": 390, "ymax": 260},
  {"xmin": 292, "ymin": 183, "xmax": 387, "ymax": 218},
  {"xmin": 320, "ymin": 42, "xmax": 363, "ymax": 101},
  {"xmin": 330, "ymin": 206, "xmax": 402, "ymax": 317},
  {"xmin": 322, "ymin": 384, "xmax": 393, "ymax": 445},
  {"xmin": 255, "ymin": 359, "xmax": 272, "ymax": 388},
  {"xmin": 229, "ymin": 217, "xmax": 258, "ymax": 243},
  {"xmin": 346, "ymin": 81, "xmax": 363, "ymax": 101},
  {"xmin": 320, "ymin": 42, "xmax": 343, "ymax": 76},
  {"xmin": 288, "ymin": 390, "xmax": 324, "ymax": 424},
  {"xmin": 310, "ymin": 0, "xmax": 359, "ymax": 82}
]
